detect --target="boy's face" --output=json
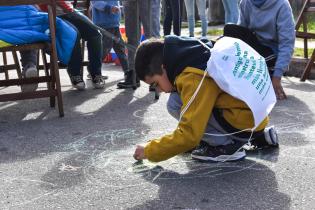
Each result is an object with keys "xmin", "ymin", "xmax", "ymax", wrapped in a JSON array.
[{"xmin": 144, "ymin": 67, "xmax": 174, "ymax": 93}]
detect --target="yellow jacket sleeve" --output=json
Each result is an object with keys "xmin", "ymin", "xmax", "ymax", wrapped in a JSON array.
[{"xmin": 144, "ymin": 69, "xmax": 222, "ymax": 162}]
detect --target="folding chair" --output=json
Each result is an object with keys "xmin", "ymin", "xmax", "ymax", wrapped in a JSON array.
[
  {"xmin": 295, "ymin": 0, "xmax": 315, "ymax": 81},
  {"xmin": 0, "ymin": 51, "xmax": 22, "ymax": 80},
  {"xmin": 0, "ymin": 0, "xmax": 64, "ymax": 117}
]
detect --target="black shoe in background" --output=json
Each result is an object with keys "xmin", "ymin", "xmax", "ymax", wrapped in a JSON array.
[{"xmin": 117, "ymin": 70, "xmax": 140, "ymax": 89}]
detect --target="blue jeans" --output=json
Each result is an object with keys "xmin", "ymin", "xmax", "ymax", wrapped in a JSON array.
[
  {"xmin": 184, "ymin": 0, "xmax": 208, "ymax": 37},
  {"xmin": 151, "ymin": 0, "xmax": 161, "ymax": 37},
  {"xmin": 166, "ymin": 92, "xmax": 249, "ymax": 146},
  {"xmin": 60, "ymin": 12, "xmax": 103, "ymax": 77},
  {"xmin": 221, "ymin": 0, "xmax": 239, "ymax": 24}
]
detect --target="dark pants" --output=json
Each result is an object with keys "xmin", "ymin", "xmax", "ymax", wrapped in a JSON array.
[
  {"xmin": 122, "ymin": 0, "xmax": 152, "ymax": 72},
  {"xmin": 163, "ymin": 0, "xmax": 183, "ymax": 36},
  {"xmin": 60, "ymin": 12, "xmax": 103, "ymax": 77},
  {"xmin": 20, "ymin": 50, "xmax": 38, "ymax": 71},
  {"xmin": 223, "ymin": 24, "xmax": 277, "ymax": 69},
  {"xmin": 102, "ymin": 27, "xmax": 129, "ymax": 74}
]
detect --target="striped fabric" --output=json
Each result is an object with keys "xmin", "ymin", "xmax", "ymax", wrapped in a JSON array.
[{"xmin": 39, "ymin": 0, "xmax": 74, "ymax": 16}]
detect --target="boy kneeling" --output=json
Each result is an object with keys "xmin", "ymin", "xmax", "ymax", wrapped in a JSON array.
[{"xmin": 133, "ymin": 36, "xmax": 278, "ymax": 162}]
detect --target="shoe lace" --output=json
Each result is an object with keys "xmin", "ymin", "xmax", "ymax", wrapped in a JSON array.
[
  {"xmin": 71, "ymin": 75, "xmax": 83, "ymax": 82},
  {"xmin": 93, "ymin": 75, "xmax": 104, "ymax": 83}
]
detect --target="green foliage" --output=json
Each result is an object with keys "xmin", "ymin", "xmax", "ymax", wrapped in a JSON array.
[
  {"xmin": 207, "ymin": 28, "xmax": 223, "ymax": 36},
  {"xmin": 294, "ymin": 47, "xmax": 314, "ymax": 57},
  {"xmin": 298, "ymin": 15, "xmax": 315, "ymax": 33}
]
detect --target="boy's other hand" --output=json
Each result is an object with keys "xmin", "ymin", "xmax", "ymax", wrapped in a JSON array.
[
  {"xmin": 111, "ymin": 6, "xmax": 120, "ymax": 14},
  {"xmin": 272, "ymin": 77, "xmax": 287, "ymax": 100},
  {"xmin": 133, "ymin": 145, "xmax": 146, "ymax": 160}
]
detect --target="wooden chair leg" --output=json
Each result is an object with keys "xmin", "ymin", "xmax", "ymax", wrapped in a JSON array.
[
  {"xmin": 302, "ymin": 15, "xmax": 308, "ymax": 59},
  {"xmin": 12, "ymin": 51, "xmax": 22, "ymax": 79},
  {"xmin": 2, "ymin": 52, "xmax": 9, "ymax": 80},
  {"xmin": 40, "ymin": 49, "xmax": 55, "ymax": 107},
  {"xmin": 54, "ymin": 68, "xmax": 64, "ymax": 117},
  {"xmin": 80, "ymin": 40, "xmax": 86, "ymax": 76},
  {"xmin": 300, "ymin": 49, "xmax": 315, "ymax": 81},
  {"xmin": 48, "ymin": 4, "xmax": 64, "ymax": 117},
  {"xmin": 41, "ymin": 50, "xmax": 50, "ymax": 82}
]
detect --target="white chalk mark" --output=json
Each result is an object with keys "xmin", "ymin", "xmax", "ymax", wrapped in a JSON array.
[
  {"xmin": 133, "ymin": 108, "xmax": 158, "ymax": 120},
  {"xmin": 58, "ymin": 163, "xmax": 81, "ymax": 172},
  {"xmin": 0, "ymin": 175, "xmax": 57, "ymax": 208},
  {"xmin": 10, "ymin": 190, "xmax": 57, "ymax": 207},
  {"xmin": 133, "ymin": 109, "xmax": 146, "ymax": 119}
]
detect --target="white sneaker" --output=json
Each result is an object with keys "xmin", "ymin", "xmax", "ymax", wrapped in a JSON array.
[
  {"xmin": 21, "ymin": 66, "xmax": 38, "ymax": 92},
  {"xmin": 264, "ymin": 126, "xmax": 279, "ymax": 147},
  {"xmin": 92, "ymin": 75, "xmax": 105, "ymax": 89},
  {"xmin": 70, "ymin": 76, "xmax": 86, "ymax": 90}
]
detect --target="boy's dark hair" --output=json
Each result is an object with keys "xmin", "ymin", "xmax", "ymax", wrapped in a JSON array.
[{"xmin": 135, "ymin": 39, "xmax": 164, "ymax": 81}]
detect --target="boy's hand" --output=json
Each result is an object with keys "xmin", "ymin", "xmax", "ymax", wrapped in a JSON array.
[
  {"xmin": 272, "ymin": 77, "xmax": 287, "ymax": 100},
  {"xmin": 111, "ymin": 6, "xmax": 120, "ymax": 14},
  {"xmin": 133, "ymin": 145, "xmax": 146, "ymax": 160}
]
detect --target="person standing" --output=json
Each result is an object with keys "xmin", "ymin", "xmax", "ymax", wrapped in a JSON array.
[
  {"xmin": 184, "ymin": 0, "xmax": 208, "ymax": 37},
  {"xmin": 91, "ymin": 0, "xmax": 130, "ymax": 88},
  {"xmin": 224, "ymin": 0, "xmax": 295, "ymax": 100},
  {"xmin": 221, "ymin": 0, "xmax": 239, "ymax": 24},
  {"xmin": 163, "ymin": 0, "xmax": 183, "ymax": 36},
  {"xmin": 118, "ymin": 0, "xmax": 152, "ymax": 88},
  {"xmin": 151, "ymin": 0, "xmax": 162, "ymax": 38}
]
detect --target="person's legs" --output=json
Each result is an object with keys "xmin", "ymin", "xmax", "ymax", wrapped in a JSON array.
[
  {"xmin": 20, "ymin": 50, "xmax": 38, "ymax": 92},
  {"xmin": 229, "ymin": 0, "xmax": 239, "ymax": 24},
  {"xmin": 66, "ymin": 31, "xmax": 86, "ymax": 90},
  {"xmin": 118, "ymin": 1, "xmax": 141, "ymax": 89},
  {"xmin": 151, "ymin": 0, "xmax": 161, "ymax": 38},
  {"xmin": 221, "ymin": 0, "xmax": 239, "ymax": 24},
  {"xmin": 221, "ymin": 0, "xmax": 229, "ymax": 24},
  {"xmin": 166, "ymin": 92, "xmax": 182, "ymax": 119},
  {"xmin": 196, "ymin": 0, "xmax": 208, "ymax": 37},
  {"xmin": 20, "ymin": 50, "xmax": 37, "ymax": 69},
  {"xmin": 163, "ymin": 0, "xmax": 173, "ymax": 36},
  {"xmin": 139, "ymin": 0, "xmax": 153, "ymax": 39},
  {"xmin": 60, "ymin": 12, "xmax": 103, "ymax": 80},
  {"xmin": 184, "ymin": 0, "xmax": 195, "ymax": 37},
  {"xmin": 101, "ymin": 28, "xmax": 114, "ymax": 59},
  {"xmin": 170, "ymin": 0, "xmax": 182, "ymax": 36},
  {"xmin": 111, "ymin": 27, "xmax": 129, "ymax": 74},
  {"xmin": 167, "ymin": 92, "xmax": 246, "ymax": 161}
]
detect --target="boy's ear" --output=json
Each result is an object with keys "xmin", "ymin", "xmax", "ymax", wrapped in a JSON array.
[{"xmin": 161, "ymin": 64, "xmax": 165, "ymax": 71}]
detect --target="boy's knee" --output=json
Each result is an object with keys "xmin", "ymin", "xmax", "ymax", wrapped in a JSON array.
[
  {"xmin": 167, "ymin": 104, "xmax": 180, "ymax": 120},
  {"xmin": 167, "ymin": 93, "xmax": 182, "ymax": 119}
]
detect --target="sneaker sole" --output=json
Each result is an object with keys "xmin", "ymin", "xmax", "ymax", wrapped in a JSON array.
[
  {"xmin": 72, "ymin": 83, "xmax": 86, "ymax": 90},
  {"xmin": 191, "ymin": 150, "xmax": 246, "ymax": 162},
  {"xmin": 87, "ymin": 75, "xmax": 108, "ymax": 80},
  {"xmin": 265, "ymin": 126, "xmax": 279, "ymax": 146},
  {"xmin": 117, "ymin": 83, "xmax": 140, "ymax": 89},
  {"xmin": 93, "ymin": 84, "xmax": 105, "ymax": 89},
  {"xmin": 21, "ymin": 67, "xmax": 38, "ymax": 92}
]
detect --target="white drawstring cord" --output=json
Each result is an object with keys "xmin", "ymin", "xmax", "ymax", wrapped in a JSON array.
[
  {"xmin": 220, "ymin": 130, "xmax": 255, "ymax": 163},
  {"xmin": 204, "ymin": 128, "xmax": 253, "ymax": 137},
  {"xmin": 179, "ymin": 70, "xmax": 208, "ymax": 122}
]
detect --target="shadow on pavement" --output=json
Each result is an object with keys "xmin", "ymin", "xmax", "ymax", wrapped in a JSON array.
[{"xmin": 129, "ymin": 159, "xmax": 291, "ymax": 210}]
